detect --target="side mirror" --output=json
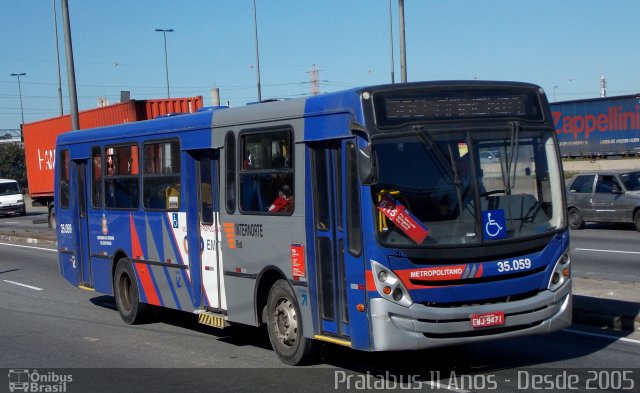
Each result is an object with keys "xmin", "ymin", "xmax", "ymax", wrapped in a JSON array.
[
  {"xmin": 611, "ymin": 184, "xmax": 623, "ymax": 194},
  {"xmin": 357, "ymin": 143, "xmax": 377, "ymax": 185}
]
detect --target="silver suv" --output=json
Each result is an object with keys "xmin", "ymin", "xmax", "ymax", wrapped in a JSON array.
[{"xmin": 566, "ymin": 171, "xmax": 640, "ymax": 230}]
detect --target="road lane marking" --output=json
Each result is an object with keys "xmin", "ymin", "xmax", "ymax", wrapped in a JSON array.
[
  {"xmin": 565, "ymin": 329, "xmax": 640, "ymax": 345},
  {"xmin": 0, "ymin": 242, "xmax": 56, "ymax": 252},
  {"xmin": 3, "ymin": 280, "xmax": 43, "ymax": 291},
  {"xmin": 574, "ymin": 248, "xmax": 640, "ymax": 255}
]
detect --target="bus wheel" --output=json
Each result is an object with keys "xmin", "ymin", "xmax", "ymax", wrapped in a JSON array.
[
  {"xmin": 48, "ymin": 205, "xmax": 56, "ymax": 229},
  {"xmin": 266, "ymin": 279, "xmax": 316, "ymax": 365},
  {"xmin": 114, "ymin": 258, "xmax": 149, "ymax": 324}
]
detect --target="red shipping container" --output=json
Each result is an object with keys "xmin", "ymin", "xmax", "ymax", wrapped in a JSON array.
[
  {"xmin": 141, "ymin": 97, "xmax": 203, "ymax": 119},
  {"xmin": 23, "ymin": 97, "xmax": 203, "ymax": 203}
]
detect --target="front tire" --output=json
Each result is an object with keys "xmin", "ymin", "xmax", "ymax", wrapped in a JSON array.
[
  {"xmin": 568, "ymin": 208, "xmax": 584, "ymax": 230},
  {"xmin": 113, "ymin": 258, "xmax": 149, "ymax": 324},
  {"xmin": 48, "ymin": 205, "xmax": 56, "ymax": 229},
  {"xmin": 266, "ymin": 279, "xmax": 316, "ymax": 365},
  {"xmin": 634, "ymin": 211, "xmax": 640, "ymax": 232}
]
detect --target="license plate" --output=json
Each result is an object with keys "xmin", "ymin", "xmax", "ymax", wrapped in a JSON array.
[{"xmin": 470, "ymin": 311, "xmax": 505, "ymax": 328}]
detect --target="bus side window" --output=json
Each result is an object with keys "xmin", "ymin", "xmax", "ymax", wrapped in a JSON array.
[
  {"xmin": 91, "ymin": 146, "xmax": 102, "ymax": 208},
  {"xmin": 225, "ymin": 132, "xmax": 236, "ymax": 213},
  {"xmin": 346, "ymin": 143, "xmax": 362, "ymax": 255},
  {"xmin": 239, "ymin": 129, "xmax": 293, "ymax": 214},
  {"xmin": 59, "ymin": 149, "xmax": 70, "ymax": 209},
  {"xmin": 142, "ymin": 140, "xmax": 181, "ymax": 211},
  {"xmin": 105, "ymin": 144, "xmax": 140, "ymax": 210}
]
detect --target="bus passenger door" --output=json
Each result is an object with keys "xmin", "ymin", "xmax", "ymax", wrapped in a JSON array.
[
  {"xmin": 72, "ymin": 159, "xmax": 92, "ymax": 287},
  {"xmin": 192, "ymin": 150, "xmax": 226, "ymax": 311},
  {"xmin": 311, "ymin": 140, "xmax": 361, "ymax": 340}
]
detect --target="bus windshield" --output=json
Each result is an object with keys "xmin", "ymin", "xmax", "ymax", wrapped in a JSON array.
[{"xmin": 372, "ymin": 127, "xmax": 564, "ymax": 247}]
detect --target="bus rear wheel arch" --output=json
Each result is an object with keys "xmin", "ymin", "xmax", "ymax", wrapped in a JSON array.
[
  {"xmin": 113, "ymin": 258, "xmax": 149, "ymax": 324},
  {"xmin": 266, "ymin": 279, "xmax": 316, "ymax": 365}
]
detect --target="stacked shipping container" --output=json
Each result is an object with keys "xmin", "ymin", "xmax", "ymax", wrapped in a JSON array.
[{"xmin": 23, "ymin": 97, "xmax": 203, "ymax": 225}]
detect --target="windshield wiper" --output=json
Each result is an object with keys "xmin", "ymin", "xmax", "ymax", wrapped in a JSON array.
[
  {"xmin": 447, "ymin": 144, "xmax": 465, "ymax": 220},
  {"xmin": 413, "ymin": 125, "xmax": 472, "ymax": 220},
  {"xmin": 412, "ymin": 125, "xmax": 455, "ymax": 184},
  {"xmin": 503, "ymin": 122, "xmax": 520, "ymax": 196},
  {"xmin": 500, "ymin": 122, "xmax": 521, "ymax": 226}
]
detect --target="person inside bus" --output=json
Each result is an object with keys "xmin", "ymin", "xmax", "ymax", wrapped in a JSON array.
[
  {"xmin": 147, "ymin": 185, "xmax": 165, "ymax": 209},
  {"xmin": 268, "ymin": 183, "xmax": 293, "ymax": 213},
  {"xmin": 428, "ymin": 153, "xmax": 483, "ymax": 219},
  {"xmin": 105, "ymin": 180, "xmax": 116, "ymax": 207}
]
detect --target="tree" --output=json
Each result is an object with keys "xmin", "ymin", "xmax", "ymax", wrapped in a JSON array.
[{"xmin": 0, "ymin": 143, "xmax": 27, "ymax": 188}]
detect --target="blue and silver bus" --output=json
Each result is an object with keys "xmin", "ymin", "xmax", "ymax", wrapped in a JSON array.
[{"xmin": 55, "ymin": 81, "xmax": 571, "ymax": 365}]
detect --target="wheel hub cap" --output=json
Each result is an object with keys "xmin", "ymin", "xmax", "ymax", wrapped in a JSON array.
[{"xmin": 273, "ymin": 298, "xmax": 298, "ymax": 347}]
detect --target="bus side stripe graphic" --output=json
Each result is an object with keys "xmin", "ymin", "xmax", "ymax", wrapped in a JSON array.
[
  {"xmin": 162, "ymin": 213, "xmax": 194, "ymax": 309},
  {"xmin": 133, "ymin": 262, "xmax": 161, "ymax": 306},
  {"xmin": 146, "ymin": 216, "xmax": 161, "ymax": 262},
  {"xmin": 475, "ymin": 264, "xmax": 484, "ymax": 278},
  {"xmin": 147, "ymin": 264, "xmax": 165, "ymax": 307},
  {"xmin": 201, "ymin": 283, "xmax": 210, "ymax": 308},
  {"xmin": 162, "ymin": 213, "xmax": 181, "ymax": 265},
  {"xmin": 130, "ymin": 214, "xmax": 160, "ymax": 305},
  {"xmin": 162, "ymin": 265, "xmax": 181, "ymax": 310},
  {"xmin": 130, "ymin": 214, "xmax": 144, "ymax": 260}
]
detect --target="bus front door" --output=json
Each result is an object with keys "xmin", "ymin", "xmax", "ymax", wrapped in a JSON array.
[
  {"xmin": 72, "ymin": 159, "xmax": 92, "ymax": 287},
  {"xmin": 311, "ymin": 141, "xmax": 358, "ymax": 341}
]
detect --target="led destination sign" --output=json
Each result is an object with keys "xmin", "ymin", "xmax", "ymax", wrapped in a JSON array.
[{"xmin": 373, "ymin": 88, "xmax": 544, "ymax": 127}]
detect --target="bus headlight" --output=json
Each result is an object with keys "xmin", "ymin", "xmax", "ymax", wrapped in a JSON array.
[
  {"xmin": 548, "ymin": 253, "xmax": 570, "ymax": 291},
  {"xmin": 370, "ymin": 260, "xmax": 413, "ymax": 307}
]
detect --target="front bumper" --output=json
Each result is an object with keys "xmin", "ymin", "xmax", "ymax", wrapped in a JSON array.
[
  {"xmin": 0, "ymin": 203, "xmax": 25, "ymax": 214},
  {"xmin": 369, "ymin": 279, "xmax": 572, "ymax": 351}
]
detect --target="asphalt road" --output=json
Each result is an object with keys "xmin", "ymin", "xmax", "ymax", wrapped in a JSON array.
[
  {"xmin": 570, "ymin": 224, "xmax": 640, "ymax": 283},
  {"xmin": 0, "ymin": 242, "xmax": 638, "ymax": 393},
  {"xmin": 0, "ymin": 199, "xmax": 50, "ymax": 235}
]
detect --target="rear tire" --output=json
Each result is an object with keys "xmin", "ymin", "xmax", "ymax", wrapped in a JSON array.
[
  {"xmin": 266, "ymin": 279, "xmax": 316, "ymax": 365},
  {"xmin": 568, "ymin": 208, "xmax": 584, "ymax": 230},
  {"xmin": 634, "ymin": 211, "xmax": 640, "ymax": 232},
  {"xmin": 113, "ymin": 258, "xmax": 149, "ymax": 324}
]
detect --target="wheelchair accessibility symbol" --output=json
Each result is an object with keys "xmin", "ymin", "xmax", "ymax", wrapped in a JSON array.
[{"xmin": 482, "ymin": 210, "xmax": 506, "ymax": 240}]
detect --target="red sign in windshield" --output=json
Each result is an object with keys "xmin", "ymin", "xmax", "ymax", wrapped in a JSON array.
[{"xmin": 377, "ymin": 195, "xmax": 430, "ymax": 244}]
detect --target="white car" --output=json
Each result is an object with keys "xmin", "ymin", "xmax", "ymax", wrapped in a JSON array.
[
  {"xmin": 479, "ymin": 150, "xmax": 500, "ymax": 163},
  {"xmin": 0, "ymin": 179, "xmax": 26, "ymax": 217}
]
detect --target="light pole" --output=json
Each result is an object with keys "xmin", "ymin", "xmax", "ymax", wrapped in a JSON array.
[
  {"xmin": 155, "ymin": 28, "xmax": 174, "ymax": 98},
  {"xmin": 252, "ymin": 0, "xmax": 262, "ymax": 102},
  {"xmin": 554, "ymin": 85, "xmax": 559, "ymax": 102},
  {"xmin": 398, "ymin": 0, "xmax": 407, "ymax": 83},
  {"xmin": 10, "ymin": 73, "xmax": 26, "ymax": 125},
  {"xmin": 389, "ymin": 0, "xmax": 395, "ymax": 84},
  {"xmin": 52, "ymin": 0, "xmax": 64, "ymax": 115},
  {"xmin": 61, "ymin": 0, "xmax": 79, "ymax": 130}
]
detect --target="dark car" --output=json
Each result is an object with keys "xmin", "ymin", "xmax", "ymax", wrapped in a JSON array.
[{"xmin": 566, "ymin": 170, "xmax": 640, "ymax": 230}]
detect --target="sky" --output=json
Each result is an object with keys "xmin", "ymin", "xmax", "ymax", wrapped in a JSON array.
[{"xmin": 1, "ymin": 0, "xmax": 639, "ymax": 130}]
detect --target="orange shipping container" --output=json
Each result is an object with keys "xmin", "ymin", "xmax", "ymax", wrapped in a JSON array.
[{"xmin": 23, "ymin": 97, "xmax": 203, "ymax": 203}]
